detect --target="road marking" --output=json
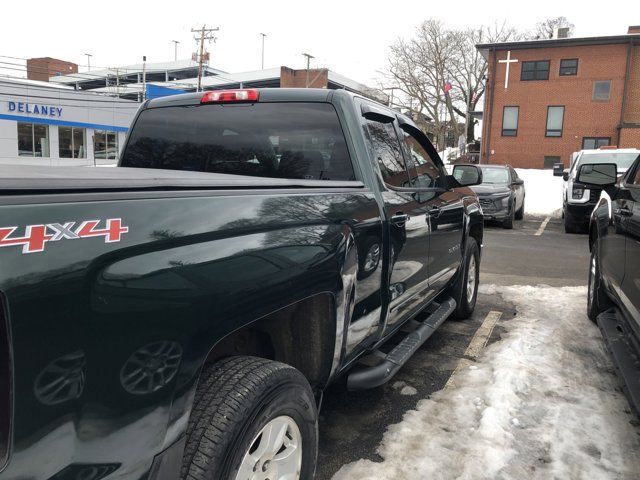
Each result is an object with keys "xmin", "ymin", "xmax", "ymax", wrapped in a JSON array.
[
  {"xmin": 444, "ymin": 310, "xmax": 503, "ymax": 389},
  {"xmin": 535, "ymin": 216, "xmax": 551, "ymax": 236}
]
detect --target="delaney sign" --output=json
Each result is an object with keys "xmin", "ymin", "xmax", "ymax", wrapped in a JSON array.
[{"xmin": 8, "ymin": 101, "xmax": 62, "ymax": 117}]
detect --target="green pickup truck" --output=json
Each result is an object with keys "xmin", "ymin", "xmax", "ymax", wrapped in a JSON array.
[{"xmin": 0, "ymin": 88, "xmax": 483, "ymax": 480}]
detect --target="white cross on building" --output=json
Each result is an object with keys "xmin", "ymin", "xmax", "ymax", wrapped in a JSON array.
[{"xmin": 498, "ymin": 50, "xmax": 518, "ymax": 89}]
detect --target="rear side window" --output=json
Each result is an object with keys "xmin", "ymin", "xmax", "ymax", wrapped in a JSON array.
[
  {"xmin": 122, "ymin": 103, "xmax": 355, "ymax": 181},
  {"xmin": 362, "ymin": 120, "xmax": 409, "ymax": 188},
  {"xmin": 401, "ymin": 130, "xmax": 442, "ymax": 189}
]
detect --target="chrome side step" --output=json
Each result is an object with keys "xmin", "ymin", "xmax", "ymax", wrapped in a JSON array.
[
  {"xmin": 347, "ymin": 297, "xmax": 456, "ymax": 391},
  {"xmin": 597, "ymin": 308, "xmax": 640, "ymax": 415}
]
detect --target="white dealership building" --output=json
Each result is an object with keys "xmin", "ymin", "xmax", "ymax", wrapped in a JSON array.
[{"xmin": 0, "ymin": 77, "xmax": 139, "ymax": 166}]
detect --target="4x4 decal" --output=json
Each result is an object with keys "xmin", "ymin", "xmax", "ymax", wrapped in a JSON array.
[{"xmin": 0, "ymin": 218, "xmax": 129, "ymax": 254}]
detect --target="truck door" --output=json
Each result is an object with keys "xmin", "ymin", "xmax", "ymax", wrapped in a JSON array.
[
  {"xmin": 359, "ymin": 113, "xmax": 431, "ymax": 332},
  {"xmin": 621, "ymin": 164, "xmax": 640, "ymax": 336},
  {"xmin": 398, "ymin": 124, "xmax": 465, "ymax": 294}
]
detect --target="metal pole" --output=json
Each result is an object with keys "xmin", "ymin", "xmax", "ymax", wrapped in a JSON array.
[
  {"xmin": 260, "ymin": 33, "xmax": 266, "ymax": 69},
  {"xmin": 302, "ymin": 53, "xmax": 314, "ymax": 88},
  {"xmin": 84, "ymin": 53, "xmax": 92, "ymax": 71},
  {"xmin": 142, "ymin": 56, "xmax": 147, "ymax": 100},
  {"xmin": 172, "ymin": 40, "xmax": 180, "ymax": 61},
  {"xmin": 197, "ymin": 26, "xmax": 205, "ymax": 92}
]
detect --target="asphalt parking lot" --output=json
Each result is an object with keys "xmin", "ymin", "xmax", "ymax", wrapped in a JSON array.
[{"xmin": 316, "ymin": 215, "xmax": 591, "ymax": 479}]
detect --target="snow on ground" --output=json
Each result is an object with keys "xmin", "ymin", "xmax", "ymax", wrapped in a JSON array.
[
  {"xmin": 516, "ymin": 169, "xmax": 563, "ymax": 217},
  {"xmin": 333, "ymin": 285, "xmax": 640, "ymax": 480},
  {"xmin": 438, "ymin": 147, "xmax": 459, "ymax": 164}
]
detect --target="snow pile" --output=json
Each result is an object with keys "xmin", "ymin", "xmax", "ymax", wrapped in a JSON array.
[
  {"xmin": 438, "ymin": 147, "xmax": 460, "ymax": 164},
  {"xmin": 333, "ymin": 285, "xmax": 640, "ymax": 480},
  {"xmin": 516, "ymin": 169, "xmax": 563, "ymax": 217}
]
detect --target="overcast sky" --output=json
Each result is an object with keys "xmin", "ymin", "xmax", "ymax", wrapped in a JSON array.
[{"xmin": 1, "ymin": 0, "xmax": 633, "ymax": 86}]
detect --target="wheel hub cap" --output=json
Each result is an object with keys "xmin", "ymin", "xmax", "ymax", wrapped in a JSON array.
[
  {"xmin": 467, "ymin": 256, "xmax": 477, "ymax": 301},
  {"xmin": 235, "ymin": 415, "xmax": 302, "ymax": 480},
  {"xmin": 589, "ymin": 255, "xmax": 596, "ymax": 306}
]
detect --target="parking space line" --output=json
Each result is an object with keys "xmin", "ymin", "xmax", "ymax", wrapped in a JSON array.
[
  {"xmin": 444, "ymin": 310, "xmax": 502, "ymax": 389},
  {"xmin": 535, "ymin": 216, "xmax": 551, "ymax": 236}
]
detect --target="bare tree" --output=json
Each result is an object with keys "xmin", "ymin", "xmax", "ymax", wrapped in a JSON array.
[
  {"xmin": 386, "ymin": 20, "xmax": 521, "ymax": 149},
  {"xmin": 446, "ymin": 23, "xmax": 521, "ymax": 142},
  {"xmin": 529, "ymin": 16, "xmax": 574, "ymax": 40},
  {"xmin": 387, "ymin": 19, "xmax": 459, "ymax": 149}
]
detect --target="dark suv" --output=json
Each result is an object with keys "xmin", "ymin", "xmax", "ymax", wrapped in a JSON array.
[
  {"xmin": 457, "ymin": 165, "xmax": 525, "ymax": 229},
  {"xmin": 583, "ymin": 154, "xmax": 640, "ymax": 412}
]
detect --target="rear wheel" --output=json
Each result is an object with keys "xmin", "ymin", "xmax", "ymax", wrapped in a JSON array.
[
  {"xmin": 181, "ymin": 356, "xmax": 318, "ymax": 480},
  {"xmin": 587, "ymin": 240, "xmax": 612, "ymax": 322},
  {"xmin": 448, "ymin": 238, "xmax": 480, "ymax": 319}
]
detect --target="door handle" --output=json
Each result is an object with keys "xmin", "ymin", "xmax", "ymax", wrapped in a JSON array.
[
  {"xmin": 427, "ymin": 206, "xmax": 442, "ymax": 217},
  {"xmin": 390, "ymin": 213, "xmax": 409, "ymax": 225},
  {"xmin": 615, "ymin": 205, "xmax": 633, "ymax": 217}
]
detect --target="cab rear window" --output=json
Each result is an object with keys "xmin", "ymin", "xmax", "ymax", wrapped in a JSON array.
[{"xmin": 121, "ymin": 102, "xmax": 355, "ymax": 181}]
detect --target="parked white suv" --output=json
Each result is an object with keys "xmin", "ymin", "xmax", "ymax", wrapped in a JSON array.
[{"xmin": 555, "ymin": 148, "xmax": 640, "ymax": 233}]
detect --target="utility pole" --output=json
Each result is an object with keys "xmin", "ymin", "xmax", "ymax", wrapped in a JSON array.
[
  {"xmin": 260, "ymin": 33, "xmax": 267, "ymax": 69},
  {"xmin": 192, "ymin": 25, "xmax": 219, "ymax": 92},
  {"xmin": 142, "ymin": 56, "xmax": 147, "ymax": 100},
  {"xmin": 302, "ymin": 52, "xmax": 314, "ymax": 87},
  {"xmin": 84, "ymin": 53, "xmax": 92, "ymax": 71},
  {"xmin": 172, "ymin": 40, "xmax": 180, "ymax": 61}
]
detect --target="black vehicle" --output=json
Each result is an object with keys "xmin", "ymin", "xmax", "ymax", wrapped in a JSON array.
[
  {"xmin": 556, "ymin": 149, "xmax": 640, "ymax": 233},
  {"xmin": 459, "ymin": 164, "xmax": 525, "ymax": 229},
  {"xmin": 0, "ymin": 88, "xmax": 484, "ymax": 480},
  {"xmin": 584, "ymin": 154, "xmax": 640, "ymax": 413}
]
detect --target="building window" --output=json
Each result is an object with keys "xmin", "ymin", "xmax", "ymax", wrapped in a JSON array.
[
  {"xmin": 502, "ymin": 106, "xmax": 519, "ymax": 137},
  {"xmin": 521, "ymin": 60, "xmax": 550, "ymax": 81},
  {"xmin": 559, "ymin": 59, "xmax": 578, "ymax": 76},
  {"xmin": 593, "ymin": 81, "xmax": 611, "ymax": 101},
  {"xmin": 17, "ymin": 122, "xmax": 49, "ymax": 157},
  {"xmin": 546, "ymin": 106, "xmax": 564, "ymax": 137},
  {"xmin": 544, "ymin": 156, "xmax": 561, "ymax": 169},
  {"xmin": 582, "ymin": 137, "xmax": 611, "ymax": 150},
  {"xmin": 94, "ymin": 130, "xmax": 119, "ymax": 160},
  {"xmin": 59, "ymin": 127, "xmax": 86, "ymax": 158}
]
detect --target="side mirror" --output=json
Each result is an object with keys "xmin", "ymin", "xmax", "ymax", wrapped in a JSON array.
[
  {"xmin": 576, "ymin": 163, "xmax": 617, "ymax": 187},
  {"xmin": 451, "ymin": 164, "xmax": 483, "ymax": 187},
  {"xmin": 553, "ymin": 163, "xmax": 565, "ymax": 176},
  {"xmin": 513, "ymin": 178, "xmax": 524, "ymax": 186},
  {"xmin": 562, "ymin": 169, "xmax": 569, "ymax": 181}
]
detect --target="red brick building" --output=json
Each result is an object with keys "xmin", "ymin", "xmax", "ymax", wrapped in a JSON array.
[
  {"xmin": 477, "ymin": 27, "xmax": 640, "ymax": 168},
  {"xmin": 26, "ymin": 57, "xmax": 77, "ymax": 82}
]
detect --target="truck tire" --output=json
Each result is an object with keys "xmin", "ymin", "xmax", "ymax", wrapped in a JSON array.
[
  {"xmin": 449, "ymin": 238, "xmax": 480, "ymax": 320},
  {"xmin": 502, "ymin": 200, "xmax": 515, "ymax": 229},
  {"xmin": 181, "ymin": 356, "xmax": 318, "ymax": 480},
  {"xmin": 587, "ymin": 240, "xmax": 612, "ymax": 322},
  {"xmin": 515, "ymin": 197, "xmax": 525, "ymax": 220},
  {"xmin": 564, "ymin": 211, "xmax": 584, "ymax": 234}
]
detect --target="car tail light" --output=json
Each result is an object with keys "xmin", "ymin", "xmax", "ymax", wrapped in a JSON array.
[
  {"xmin": 200, "ymin": 89, "xmax": 259, "ymax": 104},
  {"xmin": 0, "ymin": 293, "xmax": 10, "ymax": 470}
]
